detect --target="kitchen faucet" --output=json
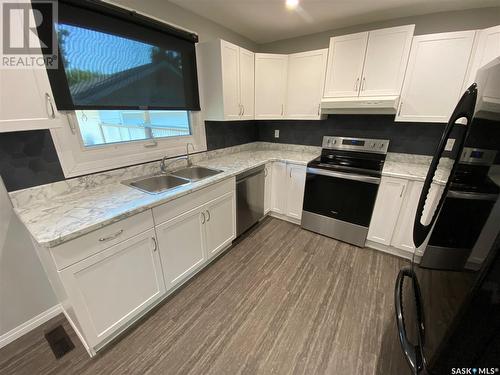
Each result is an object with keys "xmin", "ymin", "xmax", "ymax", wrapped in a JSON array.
[{"xmin": 160, "ymin": 143, "xmax": 195, "ymax": 173}]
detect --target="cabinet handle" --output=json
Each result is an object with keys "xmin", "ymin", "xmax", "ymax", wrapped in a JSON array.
[
  {"xmin": 281, "ymin": 104, "xmax": 284, "ymax": 116},
  {"xmin": 354, "ymin": 77, "xmax": 360, "ymax": 91},
  {"xmin": 400, "ymin": 185, "xmax": 406, "ymax": 198},
  {"xmin": 264, "ymin": 167, "xmax": 268, "ymax": 177},
  {"xmin": 99, "ymin": 229, "xmax": 124, "ymax": 242},
  {"xmin": 289, "ymin": 168, "xmax": 292, "ymax": 178},
  {"xmin": 242, "ymin": 104, "xmax": 245, "ymax": 116},
  {"xmin": 45, "ymin": 93, "xmax": 56, "ymax": 119},
  {"xmin": 201, "ymin": 212, "xmax": 206, "ymax": 224},
  {"xmin": 398, "ymin": 101, "xmax": 403, "ymax": 116},
  {"xmin": 151, "ymin": 237, "xmax": 157, "ymax": 252},
  {"xmin": 361, "ymin": 77, "xmax": 366, "ymax": 91},
  {"xmin": 206, "ymin": 210, "xmax": 211, "ymax": 222}
]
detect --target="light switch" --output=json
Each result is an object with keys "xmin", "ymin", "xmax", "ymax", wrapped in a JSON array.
[
  {"xmin": 274, "ymin": 129, "xmax": 279, "ymax": 138},
  {"xmin": 445, "ymin": 138, "xmax": 455, "ymax": 151}
]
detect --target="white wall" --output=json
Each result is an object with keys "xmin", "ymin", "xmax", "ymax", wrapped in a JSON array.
[
  {"xmin": 0, "ymin": 179, "xmax": 57, "ymax": 338},
  {"xmin": 259, "ymin": 7, "xmax": 500, "ymax": 54}
]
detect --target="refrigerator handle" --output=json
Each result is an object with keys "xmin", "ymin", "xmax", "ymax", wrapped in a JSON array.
[
  {"xmin": 413, "ymin": 83, "xmax": 478, "ymax": 248},
  {"xmin": 395, "ymin": 267, "xmax": 424, "ymax": 374}
]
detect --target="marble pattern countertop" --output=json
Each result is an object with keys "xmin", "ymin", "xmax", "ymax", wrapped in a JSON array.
[
  {"xmin": 10, "ymin": 142, "xmax": 452, "ymax": 249},
  {"xmin": 11, "ymin": 144, "xmax": 320, "ymax": 248},
  {"xmin": 382, "ymin": 153, "xmax": 452, "ymax": 184}
]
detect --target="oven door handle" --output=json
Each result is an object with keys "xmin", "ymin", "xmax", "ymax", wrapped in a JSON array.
[
  {"xmin": 395, "ymin": 267, "xmax": 424, "ymax": 374},
  {"xmin": 306, "ymin": 167, "xmax": 380, "ymax": 184},
  {"xmin": 447, "ymin": 190, "xmax": 498, "ymax": 201}
]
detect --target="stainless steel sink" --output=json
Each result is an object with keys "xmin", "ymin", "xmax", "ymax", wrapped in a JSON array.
[
  {"xmin": 126, "ymin": 174, "xmax": 190, "ymax": 194},
  {"xmin": 170, "ymin": 166, "xmax": 223, "ymax": 181}
]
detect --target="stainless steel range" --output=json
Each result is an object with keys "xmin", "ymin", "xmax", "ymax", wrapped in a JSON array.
[{"xmin": 301, "ymin": 136, "xmax": 390, "ymax": 247}]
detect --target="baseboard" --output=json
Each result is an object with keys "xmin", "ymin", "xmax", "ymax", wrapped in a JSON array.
[
  {"xmin": 365, "ymin": 240, "xmax": 418, "ymax": 262},
  {"xmin": 0, "ymin": 304, "xmax": 62, "ymax": 349},
  {"xmin": 268, "ymin": 211, "xmax": 301, "ymax": 225}
]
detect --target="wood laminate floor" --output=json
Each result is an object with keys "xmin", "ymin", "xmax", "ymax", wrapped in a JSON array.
[{"xmin": 0, "ymin": 217, "xmax": 411, "ymax": 375}]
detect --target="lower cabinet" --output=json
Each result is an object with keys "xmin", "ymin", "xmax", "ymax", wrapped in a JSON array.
[
  {"xmin": 269, "ymin": 161, "xmax": 307, "ymax": 222},
  {"xmin": 155, "ymin": 186, "xmax": 236, "ymax": 291},
  {"xmin": 59, "ymin": 229, "xmax": 165, "ymax": 349},
  {"xmin": 367, "ymin": 176, "xmax": 445, "ymax": 258},
  {"xmin": 264, "ymin": 163, "xmax": 273, "ymax": 214},
  {"xmin": 155, "ymin": 207, "xmax": 206, "ymax": 290},
  {"xmin": 367, "ymin": 177, "xmax": 407, "ymax": 245},
  {"xmin": 286, "ymin": 163, "xmax": 307, "ymax": 220},
  {"xmin": 205, "ymin": 192, "xmax": 237, "ymax": 259}
]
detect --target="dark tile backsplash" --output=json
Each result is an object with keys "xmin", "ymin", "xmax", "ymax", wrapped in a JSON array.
[
  {"xmin": 0, "ymin": 130, "xmax": 65, "ymax": 192},
  {"xmin": 256, "ymin": 115, "xmax": 447, "ymax": 155},
  {"xmin": 205, "ymin": 120, "xmax": 258, "ymax": 150},
  {"xmin": 2, "ymin": 114, "xmax": 498, "ymax": 192}
]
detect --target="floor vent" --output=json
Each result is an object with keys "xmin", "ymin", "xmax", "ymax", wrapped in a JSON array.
[{"xmin": 44, "ymin": 325, "xmax": 75, "ymax": 359}]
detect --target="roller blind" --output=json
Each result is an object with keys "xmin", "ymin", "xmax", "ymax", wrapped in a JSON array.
[{"xmin": 45, "ymin": 0, "xmax": 200, "ymax": 111}]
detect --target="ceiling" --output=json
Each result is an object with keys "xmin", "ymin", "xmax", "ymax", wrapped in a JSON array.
[{"xmin": 169, "ymin": 0, "xmax": 500, "ymax": 43}]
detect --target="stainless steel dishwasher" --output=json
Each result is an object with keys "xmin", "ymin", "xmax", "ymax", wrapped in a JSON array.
[{"xmin": 236, "ymin": 165, "xmax": 265, "ymax": 236}]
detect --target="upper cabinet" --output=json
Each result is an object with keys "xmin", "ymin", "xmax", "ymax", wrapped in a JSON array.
[
  {"xmin": 323, "ymin": 32, "xmax": 369, "ymax": 98},
  {"xmin": 0, "ymin": 3, "xmax": 63, "ymax": 132},
  {"xmin": 255, "ymin": 53, "xmax": 288, "ymax": 119},
  {"xmin": 396, "ymin": 30, "xmax": 476, "ymax": 123},
  {"xmin": 200, "ymin": 40, "xmax": 255, "ymax": 121},
  {"xmin": 323, "ymin": 25, "xmax": 414, "ymax": 99},
  {"xmin": 465, "ymin": 25, "xmax": 500, "ymax": 88},
  {"xmin": 285, "ymin": 49, "xmax": 328, "ymax": 119}
]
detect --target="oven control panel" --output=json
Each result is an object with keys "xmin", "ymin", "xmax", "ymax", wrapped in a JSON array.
[{"xmin": 322, "ymin": 136, "xmax": 389, "ymax": 154}]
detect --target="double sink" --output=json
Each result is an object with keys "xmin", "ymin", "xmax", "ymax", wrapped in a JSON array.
[{"xmin": 124, "ymin": 166, "xmax": 223, "ymax": 194}]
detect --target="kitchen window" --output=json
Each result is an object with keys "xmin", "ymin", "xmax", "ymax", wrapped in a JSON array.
[
  {"xmin": 76, "ymin": 110, "xmax": 191, "ymax": 147},
  {"xmin": 40, "ymin": 0, "xmax": 205, "ymax": 178}
]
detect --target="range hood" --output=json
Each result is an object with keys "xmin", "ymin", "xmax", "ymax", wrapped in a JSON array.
[{"xmin": 321, "ymin": 96, "xmax": 400, "ymax": 114}]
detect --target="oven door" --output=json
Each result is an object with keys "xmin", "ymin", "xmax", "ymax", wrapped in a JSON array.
[{"xmin": 302, "ymin": 167, "xmax": 380, "ymax": 227}]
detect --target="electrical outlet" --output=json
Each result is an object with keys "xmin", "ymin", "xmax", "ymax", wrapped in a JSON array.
[
  {"xmin": 274, "ymin": 129, "xmax": 279, "ymax": 138},
  {"xmin": 445, "ymin": 138, "xmax": 455, "ymax": 151}
]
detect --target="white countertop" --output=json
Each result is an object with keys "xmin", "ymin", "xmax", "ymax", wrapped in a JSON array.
[
  {"xmin": 12, "ymin": 148, "xmax": 319, "ymax": 248},
  {"xmin": 10, "ymin": 143, "xmax": 457, "ymax": 248}
]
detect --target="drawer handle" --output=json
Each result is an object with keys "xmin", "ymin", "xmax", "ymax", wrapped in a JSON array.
[
  {"xmin": 99, "ymin": 229, "xmax": 124, "ymax": 242},
  {"xmin": 206, "ymin": 210, "xmax": 211, "ymax": 222},
  {"xmin": 151, "ymin": 237, "xmax": 157, "ymax": 252}
]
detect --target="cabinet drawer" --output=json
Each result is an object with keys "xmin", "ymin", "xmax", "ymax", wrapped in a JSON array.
[
  {"xmin": 50, "ymin": 210, "xmax": 154, "ymax": 270},
  {"xmin": 153, "ymin": 177, "xmax": 235, "ymax": 225}
]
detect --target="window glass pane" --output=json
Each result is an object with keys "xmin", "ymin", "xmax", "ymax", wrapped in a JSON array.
[{"xmin": 76, "ymin": 110, "xmax": 190, "ymax": 147}]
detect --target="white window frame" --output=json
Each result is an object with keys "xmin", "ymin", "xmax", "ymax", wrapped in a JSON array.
[{"xmin": 50, "ymin": 110, "xmax": 207, "ymax": 178}]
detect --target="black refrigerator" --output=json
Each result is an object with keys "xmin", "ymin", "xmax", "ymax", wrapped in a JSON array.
[{"xmin": 395, "ymin": 57, "xmax": 500, "ymax": 374}]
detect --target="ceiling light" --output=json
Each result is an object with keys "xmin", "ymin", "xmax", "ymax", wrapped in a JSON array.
[{"xmin": 286, "ymin": 0, "xmax": 299, "ymax": 10}]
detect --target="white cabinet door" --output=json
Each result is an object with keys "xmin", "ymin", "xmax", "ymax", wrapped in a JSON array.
[
  {"xmin": 239, "ymin": 47, "xmax": 255, "ymax": 120},
  {"xmin": 271, "ymin": 161, "xmax": 287, "ymax": 214},
  {"xmin": 465, "ymin": 25, "xmax": 500, "ymax": 87},
  {"xmin": 60, "ymin": 229, "xmax": 165, "ymax": 348},
  {"xmin": 155, "ymin": 207, "xmax": 206, "ymax": 290},
  {"xmin": 396, "ymin": 31, "xmax": 476, "ymax": 123},
  {"xmin": 0, "ymin": 4, "xmax": 62, "ymax": 132},
  {"xmin": 221, "ymin": 40, "xmax": 241, "ymax": 120},
  {"xmin": 285, "ymin": 49, "xmax": 328, "ymax": 119},
  {"xmin": 323, "ymin": 32, "xmax": 368, "ymax": 98},
  {"xmin": 367, "ymin": 177, "xmax": 408, "ymax": 245},
  {"xmin": 391, "ymin": 181, "xmax": 423, "ymax": 253},
  {"xmin": 205, "ymin": 191, "xmax": 236, "ymax": 259},
  {"xmin": 285, "ymin": 164, "xmax": 307, "ymax": 220},
  {"xmin": 255, "ymin": 54, "xmax": 288, "ymax": 119},
  {"xmin": 264, "ymin": 163, "xmax": 273, "ymax": 214},
  {"xmin": 359, "ymin": 25, "xmax": 414, "ymax": 97}
]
